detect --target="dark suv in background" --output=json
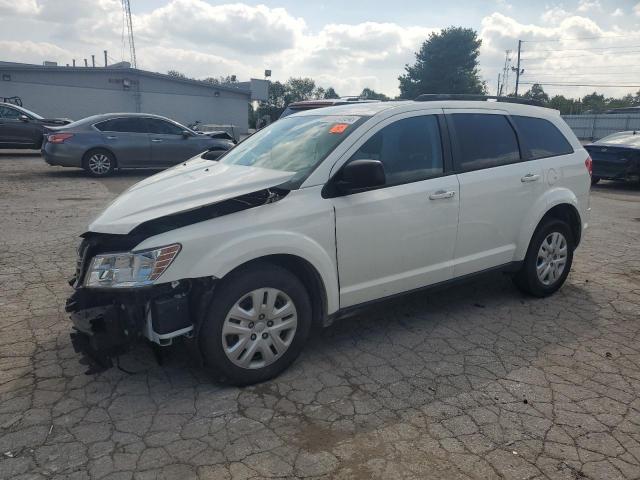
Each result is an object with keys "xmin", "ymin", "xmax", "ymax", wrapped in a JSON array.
[
  {"xmin": 42, "ymin": 113, "xmax": 236, "ymax": 176},
  {"xmin": 0, "ymin": 102, "xmax": 71, "ymax": 149}
]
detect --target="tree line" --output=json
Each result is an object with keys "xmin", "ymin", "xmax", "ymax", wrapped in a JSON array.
[{"xmin": 520, "ymin": 83, "xmax": 640, "ymax": 115}]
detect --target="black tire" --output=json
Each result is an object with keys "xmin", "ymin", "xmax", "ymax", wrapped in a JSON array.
[
  {"xmin": 83, "ymin": 149, "xmax": 116, "ymax": 177},
  {"xmin": 199, "ymin": 262, "xmax": 312, "ymax": 386},
  {"xmin": 513, "ymin": 218, "xmax": 574, "ymax": 297},
  {"xmin": 591, "ymin": 176, "xmax": 600, "ymax": 186}
]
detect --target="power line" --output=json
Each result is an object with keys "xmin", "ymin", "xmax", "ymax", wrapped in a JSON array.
[
  {"xmin": 522, "ymin": 34, "xmax": 640, "ymax": 43},
  {"xmin": 522, "ymin": 51, "xmax": 640, "ymax": 61},
  {"xmin": 521, "ymin": 82, "xmax": 640, "ymax": 88},
  {"xmin": 524, "ymin": 45, "xmax": 640, "ymax": 53},
  {"xmin": 527, "ymin": 72, "xmax": 640, "ymax": 77}
]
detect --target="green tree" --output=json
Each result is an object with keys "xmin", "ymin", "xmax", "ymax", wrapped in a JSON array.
[
  {"xmin": 284, "ymin": 77, "xmax": 318, "ymax": 104},
  {"xmin": 167, "ymin": 70, "xmax": 188, "ymax": 79},
  {"xmin": 581, "ymin": 92, "xmax": 607, "ymax": 113},
  {"xmin": 360, "ymin": 88, "xmax": 390, "ymax": 101},
  {"xmin": 324, "ymin": 87, "xmax": 340, "ymax": 99},
  {"xmin": 202, "ymin": 75, "xmax": 238, "ymax": 85},
  {"xmin": 522, "ymin": 84, "xmax": 549, "ymax": 104},
  {"xmin": 548, "ymin": 95, "xmax": 581, "ymax": 115},
  {"xmin": 398, "ymin": 27, "xmax": 486, "ymax": 99}
]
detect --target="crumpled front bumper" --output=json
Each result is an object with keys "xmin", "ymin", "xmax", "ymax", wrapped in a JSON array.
[{"xmin": 66, "ymin": 289, "xmax": 148, "ymax": 374}]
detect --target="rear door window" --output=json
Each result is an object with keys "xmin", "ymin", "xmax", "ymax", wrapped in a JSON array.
[
  {"xmin": 145, "ymin": 118, "xmax": 184, "ymax": 135},
  {"xmin": 448, "ymin": 113, "xmax": 520, "ymax": 172},
  {"xmin": 512, "ymin": 116, "xmax": 574, "ymax": 159},
  {"xmin": 349, "ymin": 115, "xmax": 443, "ymax": 185},
  {"xmin": 95, "ymin": 118, "xmax": 147, "ymax": 133}
]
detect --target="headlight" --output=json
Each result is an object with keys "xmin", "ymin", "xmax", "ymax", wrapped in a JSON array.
[{"xmin": 84, "ymin": 244, "xmax": 181, "ymax": 288}]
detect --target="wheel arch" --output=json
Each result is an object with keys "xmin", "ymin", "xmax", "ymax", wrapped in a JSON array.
[
  {"xmin": 221, "ymin": 254, "xmax": 329, "ymax": 328},
  {"xmin": 515, "ymin": 188, "xmax": 583, "ymax": 260}
]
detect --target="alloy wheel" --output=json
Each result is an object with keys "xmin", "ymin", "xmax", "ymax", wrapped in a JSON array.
[
  {"xmin": 88, "ymin": 153, "xmax": 111, "ymax": 175},
  {"xmin": 222, "ymin": 288, "xmax": 298, "ymax": 369}
]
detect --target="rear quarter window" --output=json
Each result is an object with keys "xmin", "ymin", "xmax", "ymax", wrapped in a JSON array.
[{"xmin": 512, "ymin": 116, "xmax": 574, "ymax": 159}]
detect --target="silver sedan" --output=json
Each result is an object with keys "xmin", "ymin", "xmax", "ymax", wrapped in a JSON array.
[{"xmin": 41, "ymin": 113, "xmax": 236, "ymax": 176}]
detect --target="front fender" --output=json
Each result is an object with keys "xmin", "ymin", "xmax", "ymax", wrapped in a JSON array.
[
  {"xmin": 514, "ymin": 187, "xmax": 580, "ymax": 260},
  {"xmin": 153, "ymin": 229, "xmax": 339, "ymax": 315}
]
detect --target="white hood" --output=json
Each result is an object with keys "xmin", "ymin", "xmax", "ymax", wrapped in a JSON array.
[{"xmin": 89, "ymin": 158, "xmax": 295, "ymax": 234}]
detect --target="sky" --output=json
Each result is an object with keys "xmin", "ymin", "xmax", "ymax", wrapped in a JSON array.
[{"xmin": 1, "ymin": 0, "xmax": 639, "ymax": 99}]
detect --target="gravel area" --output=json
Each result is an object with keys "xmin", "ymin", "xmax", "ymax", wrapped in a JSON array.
[{"xmin": 1, "ymin": 153, "xmax": 639, "ymax": 480}]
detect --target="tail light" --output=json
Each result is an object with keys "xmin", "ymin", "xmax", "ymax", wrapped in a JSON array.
[
  {"xmin": 585, "ymin": 155, "xmax": 593, "ymax": 176},
  {"xmin": 47, "ymin": 133, "xmax": 74, "ymax": 144}
]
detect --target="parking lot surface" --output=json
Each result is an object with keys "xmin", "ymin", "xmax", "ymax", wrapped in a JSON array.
[{"xmin": 1, "ymin": 153, "xmax": 639, "ymax": 480}]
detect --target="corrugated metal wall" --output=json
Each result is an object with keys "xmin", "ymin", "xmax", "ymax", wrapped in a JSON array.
[{"xmin": 562, "ymin": 114, "xmax": 640, "ymax": 140}]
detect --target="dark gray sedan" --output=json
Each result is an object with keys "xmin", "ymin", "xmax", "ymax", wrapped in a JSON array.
[{"xmin": 42, "ymin": 113, "xmax": 236, "ymax": 176}]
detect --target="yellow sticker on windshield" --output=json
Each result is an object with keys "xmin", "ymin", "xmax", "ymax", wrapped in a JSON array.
[{"xmin": 329, "ymin": 123, "xmax": 349, "ymax": 134}]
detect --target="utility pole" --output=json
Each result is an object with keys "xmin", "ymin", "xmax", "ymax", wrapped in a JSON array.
[
  {"xmin": 514, "ymin": 40, "xmax": 522, "ymax": 96},
  {"xmin": 91, "ymin": 55, "xmax": 95, "ymax": 67},
  {"xmin": 496, "ymin": 73, "xmax": 501, "ymax": 96},
  {"xmin": 104, "ymin": 50, "xmax": 108, "ymax": 67}
]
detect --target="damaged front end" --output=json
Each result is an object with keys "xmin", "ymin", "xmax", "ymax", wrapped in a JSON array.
[
  {"xmin": 67, "ymin": 187, "xmax": 289, "ymax": 374},
  {"xmin": 66, "ymin": 233, "xmax": 204, "ymax": 373}
]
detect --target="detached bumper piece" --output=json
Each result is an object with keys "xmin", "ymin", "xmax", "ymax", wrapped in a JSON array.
[{"xmin": 66, "ymin": 284, "xmax": 194, "ymax": 374}]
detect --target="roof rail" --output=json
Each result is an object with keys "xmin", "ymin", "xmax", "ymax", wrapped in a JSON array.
[{"xmin": 414, "ymin": 94, "xmax": 544, "ymax": 107}]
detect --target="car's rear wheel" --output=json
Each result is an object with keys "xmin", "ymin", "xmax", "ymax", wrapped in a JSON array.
[
  {"xmin": 83, "ymin": 149, "xmax": 116, "ymax": 177},
  {"xmin": 591, "ymin": 176, "xmax": 600, "ymax": 186},
  {"xmin": 513, "ymin": 219, "xmax": 574, "ymax": 297},
  {"xmin": 199, "ymin": 263, "xmax": 312, "ymax": 385}
]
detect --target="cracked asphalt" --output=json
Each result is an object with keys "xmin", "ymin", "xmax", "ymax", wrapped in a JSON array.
[{"xmin": 1, "ymin": 153, "xmax": 639, "ymax": 480}]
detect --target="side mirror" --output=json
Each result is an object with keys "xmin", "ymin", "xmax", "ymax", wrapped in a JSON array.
[
  {"xmin": 201, "ymin": 149, "xmax": 225, "ymax": 160},
  {"xmin": 18, "ymin": 114, "xmax": 29, "ymax": 122},
  {"xmin": 336, "ymin": 159, "xmax": 385, "ymax": 194},
  {"xmin": 181, "ymin": 130, "xmax": 191, "ymax": 138}
]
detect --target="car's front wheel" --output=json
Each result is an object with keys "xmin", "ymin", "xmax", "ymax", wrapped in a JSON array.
[
  {"xmin": 199, "ymin": 263, "xmax": 312, "ymax": 385},
  {"xmin": 83, "ymin": 149, "xmax": 116, "ymax": 177},
  {"xmin": 513, "ymin": 219, "xmax": 574, "ymax": 297}
]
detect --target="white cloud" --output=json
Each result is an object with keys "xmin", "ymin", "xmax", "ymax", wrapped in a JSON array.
[
  {"xmin": 136, "ymin": 0, "xmax": 307, "ymax": 55},
  {"xmin": 635, "ymin": 3, "xmax": 640, "ymax": 16},
  {"xmin": 0, "ymin": 0, "xmax": 39, "ymax": 15},
  {"xmin": 611, "ymin": 8, "xmax": 623, "ymax": 17},
  {"xmin": 541, "ymin": 7, "xmax": 571, "ymax": 25},
  {"xmin": 0, "ymin": 40, "xmax": 74, "ymax": 63},
  {"xmin": 480, "ymin": 12, "xmax": 640, "ymax": 98},
  {"xmin": 1, "ymin": 1, "xmax": 639, "ymax": 99},
  {"xmin": 577, "ymin": 0, "xmax": 601, "ymax": 13}
]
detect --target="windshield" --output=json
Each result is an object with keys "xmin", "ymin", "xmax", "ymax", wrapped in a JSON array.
[{"xmin": 220, "ymin": 115, "xmax": 366, "ymax": 182}]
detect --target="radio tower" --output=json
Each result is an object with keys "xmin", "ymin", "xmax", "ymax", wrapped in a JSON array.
[{"xmin": 122, "ymin": 0, "xmax": 137, "ymax": 68}]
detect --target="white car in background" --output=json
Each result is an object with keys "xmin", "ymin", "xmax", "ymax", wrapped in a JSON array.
[{"xmin": 66, "ymin": 95, "xmax": 591, "ymax": 385}]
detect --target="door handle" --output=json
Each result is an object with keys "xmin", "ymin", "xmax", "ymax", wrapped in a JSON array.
[
  {"xmin": 151, "ymin": 139, "xmax": 163, "ymax": 143},
  {"xmin": 429, "ymin": 190, "xmax": 456, "ymax": 200},
  {"xmin": 106, "ymin": 136, "xmax": 117, "ymax": 140},
  {"xmin": 521, "ymin": 173, "xmax": 540, "ymax": 183}
]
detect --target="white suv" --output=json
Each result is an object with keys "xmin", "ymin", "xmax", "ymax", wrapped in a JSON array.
[{"xmin": 67, "ymin": 96, "xmax": 591, "ymax": 385}]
